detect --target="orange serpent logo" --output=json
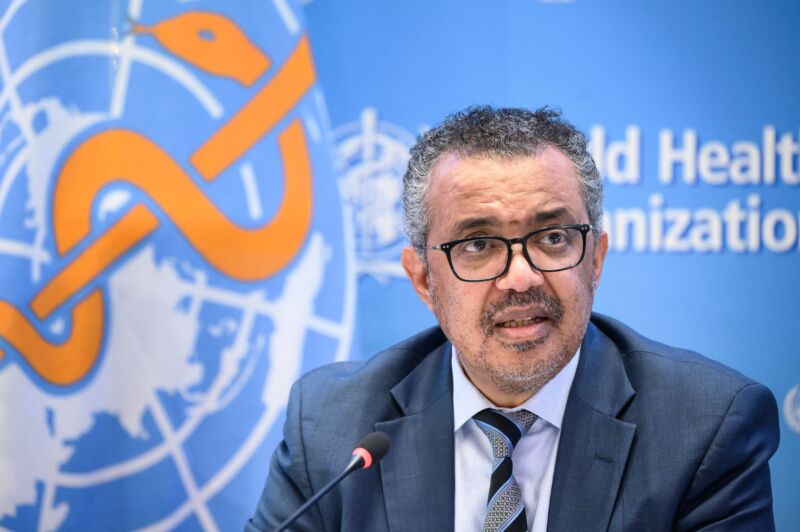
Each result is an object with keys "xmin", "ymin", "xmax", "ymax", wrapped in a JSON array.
[{"xmin": 0, "ymin": 11, "xmax": 315, "ymax": 386}]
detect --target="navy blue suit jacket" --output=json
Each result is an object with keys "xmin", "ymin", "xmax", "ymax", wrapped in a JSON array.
[{"xmin": 247, "ymin": 314, "xmax": 779, "ymax": 531}]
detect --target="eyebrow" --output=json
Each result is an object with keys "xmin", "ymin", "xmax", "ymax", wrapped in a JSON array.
[
  {"xmin": 452, "ymin": 216, "xmax": 501, "ymax": 234},
  {"xmin": 532, "ymin": 207, "xmax": 570, "ymax": 224}
]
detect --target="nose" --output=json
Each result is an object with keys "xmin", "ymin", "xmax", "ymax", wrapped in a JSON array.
[{"xmin": 494, "ymin": 244, "xmax": 545, "ymax": 292}]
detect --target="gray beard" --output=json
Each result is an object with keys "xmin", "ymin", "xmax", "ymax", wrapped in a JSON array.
[
  {"xmin": 478, "ymin": 344, "xmax": 574, "ymax": 396},
  {"xmin": 475, "ymin": 289, "xmax": 587, "ymax": 397},
  {"xmin": 430, "ymin": 278, "xmax": 591, "ymax": 398}
]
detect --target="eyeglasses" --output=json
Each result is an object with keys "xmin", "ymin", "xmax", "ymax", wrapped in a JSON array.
[{"xmin": 431, "ymin": 224, "xmax": 592, "ymax": 282}]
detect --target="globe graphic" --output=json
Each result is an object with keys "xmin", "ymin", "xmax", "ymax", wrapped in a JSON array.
[
  {"xmin": 784, "ymin": 385, "xmax": 800, "ymax": 435},
  {"xmin": 0, "ymin": 4, "xmax": 354, "ymax": 530}
]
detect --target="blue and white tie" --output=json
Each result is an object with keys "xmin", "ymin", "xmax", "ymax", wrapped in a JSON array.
[{"xmin": 473, "ymin": 408, "xmax": 537, "ymax": 532}]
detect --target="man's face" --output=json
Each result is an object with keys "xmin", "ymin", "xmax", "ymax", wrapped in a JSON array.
[{"xmin": 402, "ymin": 148, "xmax": 608, "ymax": 407}]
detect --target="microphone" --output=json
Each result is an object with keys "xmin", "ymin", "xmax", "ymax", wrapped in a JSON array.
[{"xmin": 275, "ymin": 431, "xmax": 391, "ymax": 532}]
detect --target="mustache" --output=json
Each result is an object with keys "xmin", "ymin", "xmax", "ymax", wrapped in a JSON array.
[{"xmin": 480, "ymin": 290, "xmax": 564, "ymax": 337}]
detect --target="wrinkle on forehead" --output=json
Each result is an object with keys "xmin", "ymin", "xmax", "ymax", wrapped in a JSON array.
[
  {"xmin": 451, "ymin": 207, "xmax": 573, "ymax": 235},
  {"xmin": 427, "ymin": 150, "xmax": 585, "ymax": 237}
]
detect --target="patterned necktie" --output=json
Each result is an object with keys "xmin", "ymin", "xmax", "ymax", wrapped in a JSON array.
[{"xmin": 473, "ymin": 408, "xmax": 537, "ymax": 532}]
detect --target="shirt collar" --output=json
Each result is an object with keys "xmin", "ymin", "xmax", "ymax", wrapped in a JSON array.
[{"xmin": 451, "ymin": 344, "xmax": 580, "ymax": 432}]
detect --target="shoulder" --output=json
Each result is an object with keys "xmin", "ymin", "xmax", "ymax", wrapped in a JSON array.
[
  {"xmin": 253, "ymin": 330, "xmax": 449, "ymax": 530},
  {"xmin": 585, "ymin": 315, "xmax": 779, "ymax": 529},
  {"xmin": 278, "ymin": 326, "xmax": 449, "ymax": 478},
  {"xmin": 298, "ymin": 326, "xmax": 448, "ymax": 392},
  {"xmin": 289, "ymin": 326, "xmax": 449, "ymax": 421},
  {"xmin": 588, "ymin": 312, "xmax": 778, "ymax": 456},
  {"xmin": 590, "ymin": 312, "xmax": 761, "ymax": 396}
]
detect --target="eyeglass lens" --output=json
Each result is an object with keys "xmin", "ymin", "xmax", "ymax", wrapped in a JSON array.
[{"xmin": 448, "ymin": 226, "xmax": 585, "ymax": 280}]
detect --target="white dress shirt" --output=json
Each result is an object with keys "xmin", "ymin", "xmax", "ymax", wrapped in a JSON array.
[{"xmin": 452, "ymin": 346, "xmax": 580, "ymax": 532}]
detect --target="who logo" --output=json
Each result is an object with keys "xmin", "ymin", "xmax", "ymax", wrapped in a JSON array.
[
  {"xmin": 0, "ymin": 1, "xmax": 352, "ymax": 530},
  {"xmin": 335, "ymin": 107, "xmax": 416, "ymax": 282}
]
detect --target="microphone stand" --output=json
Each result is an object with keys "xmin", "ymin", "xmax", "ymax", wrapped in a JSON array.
[{"xmin": 274, "ymin": 454, "xmax": 364, "ymax": 532}]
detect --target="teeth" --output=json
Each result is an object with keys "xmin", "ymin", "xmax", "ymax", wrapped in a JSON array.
[{"xmin": 498, "ymin": 317, "xmax": 541, "ymax": 327}]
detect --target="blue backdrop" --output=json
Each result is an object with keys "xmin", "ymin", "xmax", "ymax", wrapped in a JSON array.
[
  {"xmin": 309, "ymin": 1, "xmax": 800, "ymax": 530},
  {"xmin": 0, "ymin": 0, "xmax": 796, "ymax": 530}
]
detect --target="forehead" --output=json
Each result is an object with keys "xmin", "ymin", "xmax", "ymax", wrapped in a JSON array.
[{"xmin": 427, "ymin": 148, "xmax": 586, "ymax": 235}]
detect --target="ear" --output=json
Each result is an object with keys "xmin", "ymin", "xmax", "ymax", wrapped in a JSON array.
[
  {"xmin": 592, "ymin": 232, "xmax": 609, "ymax": 290},
  {"xmin": 401, "ymin": 246, "xmax": 434, "ymax": 311}
]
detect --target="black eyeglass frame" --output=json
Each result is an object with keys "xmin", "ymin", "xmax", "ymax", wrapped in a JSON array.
[{"xmin": 430, "ymin": 223, "xmax": 593, "ymax": 282}]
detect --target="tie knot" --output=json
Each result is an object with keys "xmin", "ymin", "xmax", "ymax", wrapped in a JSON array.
[{"xmin": 473, "ymin": 408, "xmax": 537, "ymax": 460}]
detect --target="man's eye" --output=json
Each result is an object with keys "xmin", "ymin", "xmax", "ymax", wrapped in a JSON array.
[
  {"xmin": 541, "ymin": 231, "xmax": 567, "ymax": 245},
  {"xmin": 463, "ymin": 239, "xmax": 489, "ymax": 252}
]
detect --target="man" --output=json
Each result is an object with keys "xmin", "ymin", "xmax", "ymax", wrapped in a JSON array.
[{"xmin": 247, "ymin": 106, "xmax": 779, "ymax": 531}]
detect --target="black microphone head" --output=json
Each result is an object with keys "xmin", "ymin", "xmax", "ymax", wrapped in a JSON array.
[{"xmin": 354, "ymin": 431, "xmax": 391, "ymax": 465}]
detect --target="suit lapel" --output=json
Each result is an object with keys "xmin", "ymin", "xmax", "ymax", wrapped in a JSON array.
[
  {"xmin": 547, "ymin": 320, "xmax": 637, "ymax": 531},
  {"xmin": 376, "ymin": 342, "xmax": 455, "ymax": 532}
]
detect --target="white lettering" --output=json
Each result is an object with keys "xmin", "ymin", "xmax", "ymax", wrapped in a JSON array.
[
  {"xmin": 777, "ymin": 131, "xmax": 800, "ymax": 185},
  {"xmin": 590, "ymin": 125, "xmax": 641, "ymax": 184},
  {"xmin": 606, "ymin": 126, "xmax": 641, "ymax": 184},
  {"xmin": 690, "ymin": 209, "xmax": 723, "ymax": 252},
  {"xmin": 763, "ymin": 209, "xmax": 798, "ymax": 252},
  {"xmin": 730, "ymin": 141, "xmax": 760, "ymax": 184},
  {"xmin": 698, "ymin": 141, "xmax": 730, "ymax": 185},
  {"xmin": 659, "ymin": 129, "xmax": 697, "ymax": 184},
  {"xmin": 747, "ymin": 194, "xmax": 761, "ymax": 252},
  {"xmin": 612, "ymin": 209, "xmax": 647, "ymax": 251},
  {"xmin": 763, "ymin": 126, "xmax": 776, "ymax": 184},
  {"xmin": 654, "ymin": 126, "xmax": 798, "ymax": 186},
  {"xmin": 649, "ymin": 194, "xmax": 664, "ymax": 251},
  {"xmin": 722, "ymin": 199, "xmax": 747, "ymax": 252},
  {"xmin": 588, "ymin": 126, "xmax": 606, "ymax": 178},
  {"xmin": 663, "ymin": 209, "xmax": 692, "ymax": 252},
  {"xmin": 604, "ymin": 195, "xmax": 798, "ymax": 254}
]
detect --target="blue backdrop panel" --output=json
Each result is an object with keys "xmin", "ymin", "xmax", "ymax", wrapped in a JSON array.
[
  {"xmin": 306, "ymin": 1, "xmax": 799, "ymax": 530},
  {"xmin": 0, "ymin": 0, "xmax": 797, "ymax": 530}
]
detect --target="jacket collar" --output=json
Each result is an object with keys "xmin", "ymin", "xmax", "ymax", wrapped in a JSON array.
[
  {"xmin": 547, "ymin": 317, "xmax": 637, "ymax": 531},
  {"xmin": 371, "ymin": 319, "xmax": 637, "ymax": 532},
  {"xmin": 376, "ymin": 337, "xmax": 455, "ymax": 532}
]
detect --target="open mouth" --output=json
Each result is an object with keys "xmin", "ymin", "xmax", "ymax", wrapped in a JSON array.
[
  {"xmin": 496, "ymin": 316, "xmax": 549, "ymax": 328},
  {"xmin": 480, "ymin": 291, "xmax": 564, "ymax": 340},
  {"xmin": 490, "ymin": 312, "xmax": 553, "ymax": 343}
]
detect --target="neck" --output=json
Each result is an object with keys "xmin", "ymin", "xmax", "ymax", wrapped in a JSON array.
[
  {"xmin": 481, "ymin": 385, "xmax": 537, "ymax": 409},
  {"xmin": 457, "ymin": 360, "xmax": 539, "ymax": 408}
]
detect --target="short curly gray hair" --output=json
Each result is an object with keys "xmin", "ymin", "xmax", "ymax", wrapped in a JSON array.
[{"xmin": 402, "ymin": 105, "xmax": 603, "ymax": 253}]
